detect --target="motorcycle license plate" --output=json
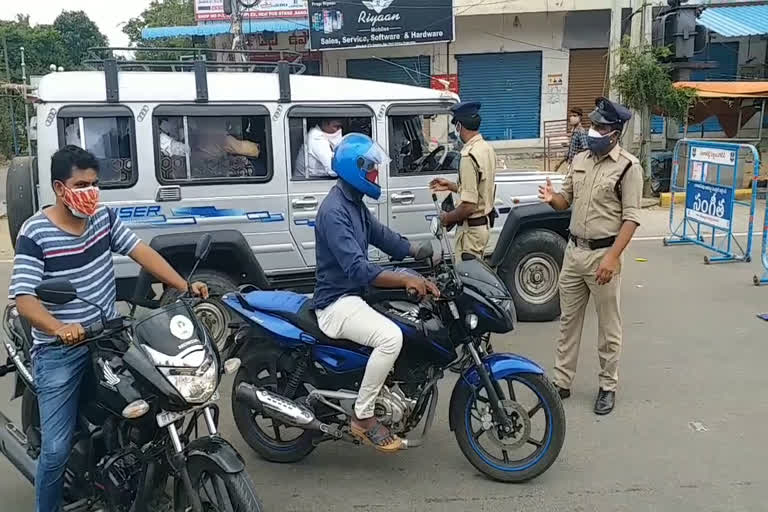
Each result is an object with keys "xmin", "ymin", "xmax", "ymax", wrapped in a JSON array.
[{"xmin": 156, "ymin": 390, "xmax": 219, "ymax": 428}]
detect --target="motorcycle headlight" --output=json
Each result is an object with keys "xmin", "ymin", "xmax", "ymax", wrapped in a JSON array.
[{"xmin": 159, "ymin": 358, "xmax": 218, "ymax": 404}]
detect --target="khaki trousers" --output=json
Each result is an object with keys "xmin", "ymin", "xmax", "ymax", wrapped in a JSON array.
[
  {"xmin": 553, "ymin": 242, "xmax": 623, "ymax": 392},
  {"xmin": 454, "ymin": 224, "xmax": 489, "ymax": 260}
]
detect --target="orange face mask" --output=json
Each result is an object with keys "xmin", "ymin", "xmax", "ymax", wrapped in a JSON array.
[{"xmin": 60, "ymin": 185, "xmax": 100, "ymax": 218}]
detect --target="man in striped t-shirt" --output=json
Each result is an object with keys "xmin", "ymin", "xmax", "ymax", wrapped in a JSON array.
[{"xmin": 9, "ymin": 146, "xmax": 209, "ymax": 512}]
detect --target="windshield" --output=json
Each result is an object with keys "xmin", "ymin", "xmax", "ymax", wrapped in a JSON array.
[{"xmin": 389, "ymin": 112, "xmax": 456, "ymax": 174}]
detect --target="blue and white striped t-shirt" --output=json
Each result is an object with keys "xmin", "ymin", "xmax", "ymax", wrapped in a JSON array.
[{"xmin": 9, "ymin": 206, "xmax": 141, "ymax": 345}]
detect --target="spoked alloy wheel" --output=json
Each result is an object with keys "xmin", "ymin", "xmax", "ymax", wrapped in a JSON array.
[
  {"xmin": 231, "ymin": 351, "xmax": 316, "ymax": 462},
  {"xmin": 451, "ymin": 372, "xmax": 565, "ymax": 482}
]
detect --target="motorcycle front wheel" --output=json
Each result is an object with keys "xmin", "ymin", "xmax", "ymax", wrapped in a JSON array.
[
  {"xmin": 450, "ymin": 372, "xmax": 565, "ymax": 483},
  {"xmin": 174, "ymin": 461, "xmax": 262, "ymax": 512}
]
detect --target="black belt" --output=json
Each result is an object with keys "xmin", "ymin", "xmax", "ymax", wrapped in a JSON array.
[
  {"xmin": 569, "ymin": 234, "xmax": 616, "ymax": 250},
  {"xmin": 465, "ymin": 216, "xmax": 489, "ymax": 227}
]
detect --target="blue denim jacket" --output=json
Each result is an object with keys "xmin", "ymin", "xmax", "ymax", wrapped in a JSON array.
[{"xmin": 313, "ymin": 180, "xmax": 410, "ymax": 310}]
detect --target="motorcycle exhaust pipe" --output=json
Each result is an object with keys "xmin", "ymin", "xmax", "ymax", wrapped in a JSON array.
[
  {"xmin": 235, "ymin": 383, "xmax": 343, "ymax": 439},
  {"xmin": 0, "ymin": 411, "xmax": 36, "ymax": 484}
]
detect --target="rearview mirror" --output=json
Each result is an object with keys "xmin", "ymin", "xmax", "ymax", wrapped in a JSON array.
[
  {"xmin": 195, "ymin": 234, "xmax": 212, "ymax": 261},
  {"xmin": 35, "ymin": 279, "xmax": 77, "ymax": 305}
]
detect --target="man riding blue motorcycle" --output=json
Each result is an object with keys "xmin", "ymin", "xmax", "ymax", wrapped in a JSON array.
[
  {"xmin": 312, "ymin": 133, "xmax": 439, "ymax": 451},
  {"xmin": 226, "ymin": 133, "xmax": 566, "ymax": 483}
]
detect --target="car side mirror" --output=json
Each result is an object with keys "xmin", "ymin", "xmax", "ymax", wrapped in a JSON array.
[{"xmin": 35, "ymin": 279, "xmax": 78, "ymax": 305}]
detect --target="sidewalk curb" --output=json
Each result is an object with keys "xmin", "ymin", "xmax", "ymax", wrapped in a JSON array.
[{"xmin": 659, "ymin": 189, "xmax": 753, "ymax": 208}]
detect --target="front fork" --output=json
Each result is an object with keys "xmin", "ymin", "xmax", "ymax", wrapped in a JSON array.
[
  {"xmin": 467, "ymin": 344, "xmax": 513, "ymax": 429},
  {"xmin": 166, "ymin": 406, "xmax": 219, "ymax": 512}
]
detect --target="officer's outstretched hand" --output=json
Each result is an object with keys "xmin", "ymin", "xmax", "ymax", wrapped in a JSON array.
[{"xmin": 538, "ymin": 177, "xmax": 554, "ymax": 203}]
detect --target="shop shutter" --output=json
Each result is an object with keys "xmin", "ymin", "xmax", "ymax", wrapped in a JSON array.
[
  {"xmin": 456, "ymin": 52, "xmax": 542, "ymax": 141},
  {"xmin": 346, "ymin": 56, "xmax": 431, "ymax": 87},
  {"xmin": 567, "ymin": 48, "xmax": 608, "ymax": 125}
]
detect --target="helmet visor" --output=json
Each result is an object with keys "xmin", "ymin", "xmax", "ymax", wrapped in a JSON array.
[{"xmin": 357, "ymin": 139, "xmax": 391, "ymax": 168}]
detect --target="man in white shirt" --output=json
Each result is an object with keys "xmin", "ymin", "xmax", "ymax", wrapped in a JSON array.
[{"xmin": 294, "ymin": 118, "xmax": 344, "ymax": 179}]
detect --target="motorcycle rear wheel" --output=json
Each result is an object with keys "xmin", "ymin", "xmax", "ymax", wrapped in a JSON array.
[
  {"xmin": 231, "ymin": 350, "xmax": 316, "ymax": 463},
  {"xmin": 450, "ymin": 372, "xmax": 565, "ymax": 483}
]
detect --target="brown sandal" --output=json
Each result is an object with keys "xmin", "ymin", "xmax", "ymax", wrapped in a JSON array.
[{"xmin": 350, "ymin": 421, "xmax": 403, "ymax": 453}]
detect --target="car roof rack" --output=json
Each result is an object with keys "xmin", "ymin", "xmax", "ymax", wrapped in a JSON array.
[{"xmin": 82, "ymin": 46, "xmax": 304, "ymax": 104}]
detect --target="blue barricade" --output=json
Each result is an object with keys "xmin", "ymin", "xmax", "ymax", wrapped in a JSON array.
[
  {"xmin": 663, "ymin": 140, "xmax": 759, "ymax": 264},
  {"xmin": 754, "ymin": 189, "xmax": 768, "ymax": 286}
]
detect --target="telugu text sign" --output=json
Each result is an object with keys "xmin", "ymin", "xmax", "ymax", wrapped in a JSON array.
[
  {"xmin": 195, "ymin": 0, "xmax": 307, "ymax": 21},
  {"xmin": 685, "ymin": 181, "xmax": 733, "ymax": 230},
  {"xmin": 690, "ymin": 146, "xmax": 736, "ymax": 167},
  {"xmin": 309, "ymin": 0, "xmax": 454, "ymax": 51}
]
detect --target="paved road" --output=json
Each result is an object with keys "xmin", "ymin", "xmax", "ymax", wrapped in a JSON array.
[{"xmin": 1, "ymin": 239, "xmax": 767, "ymax": 511}]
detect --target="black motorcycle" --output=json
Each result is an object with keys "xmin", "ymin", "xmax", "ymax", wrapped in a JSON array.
[
  {"xmin": 226, "ymin": 196, "xmax": 566, "ymax": 483},
  {"xmin": 0, "ymin": 235, "xmax": 262, "ymax": 511}
]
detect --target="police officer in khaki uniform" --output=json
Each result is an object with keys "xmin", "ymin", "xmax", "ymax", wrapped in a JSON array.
[
  {"xmin": 538, "ymin": 97, "xmax": 642, "ymax": 415},
  {"xmin": 430, "ymin": 102, "xmax": 497, "ymax": 259}
]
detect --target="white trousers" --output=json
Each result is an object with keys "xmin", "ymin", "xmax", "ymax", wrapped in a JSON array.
[{"xmin": 316, "ymin": 295, "xmax": 403, "ymax": 419}]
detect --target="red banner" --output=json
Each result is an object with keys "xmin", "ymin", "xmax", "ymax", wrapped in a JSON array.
[{"xmin": 431, "ymin": 74, "xmax": 459, "ymax": 94}]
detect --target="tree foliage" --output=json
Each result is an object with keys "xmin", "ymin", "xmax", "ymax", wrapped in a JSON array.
[
  {"xmin": 613, "ymin": 40, "xmax": 698, "ymax": 124},
  {"xmin": 0, "ymin": 10, "xmax": 105, "ymax": 157},
  {"xmin": 53, "ymin": 11, "xmax": 109, "ymax": 68},
  {"xmin": 123, "ymin": 0, "xmax": 197, "ymax": 61}
]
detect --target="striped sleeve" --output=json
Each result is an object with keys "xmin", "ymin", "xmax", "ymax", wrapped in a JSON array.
[
  {"xmin": 109, "ymin": 214, "xmax": 141, "ymax": 256},
  {"xmin": 9, "ymin": 235, "xmax": 44, "ymax": 299}
]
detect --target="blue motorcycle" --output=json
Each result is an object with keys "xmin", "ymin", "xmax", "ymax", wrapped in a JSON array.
[{"xmin": 225, "ymin": 201, "xmax": 565, "ymax": 483}]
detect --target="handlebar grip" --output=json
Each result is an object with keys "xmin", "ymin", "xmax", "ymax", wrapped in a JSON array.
[
  {"xmin": 432, "ymin": 193, "xmax": 438, "ymax": 202},
  {"xmin": 84, "ymin": 320, "xmax": 104, "ymax": 339}
]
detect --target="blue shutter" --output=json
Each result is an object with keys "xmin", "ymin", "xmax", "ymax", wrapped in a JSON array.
[
  {"xmin": 652, "ymin": 115, "xmax": 665, "ymax": 135},
  {"xmin": 346, "ymin": 56, "xmax": 431, "ymax": 87},
  {"xmin": 457, "ymin": 52, "xmax": 542, "ymax": 141}
]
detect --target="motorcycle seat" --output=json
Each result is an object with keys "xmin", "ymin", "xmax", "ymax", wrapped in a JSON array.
[{"xmin": 241, "ymin": 291, "xmax": 369, "ymax": 353}]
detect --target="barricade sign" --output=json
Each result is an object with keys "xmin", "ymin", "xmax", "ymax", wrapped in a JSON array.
[{"xmin": 663, "ymin": 140, "xmax": 759, "ymax": 264}]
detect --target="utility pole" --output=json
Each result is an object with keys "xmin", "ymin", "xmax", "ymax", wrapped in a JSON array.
[
  {"xmin": 640, "ymin": 0, "xmax": 653, "ymax": 182},
  {"xmin": 229, "ymin": 0, "xmax": 245, "ymax": 54},
  {"xmin": 20, "ymin": 46, "xmax": 31, "ymax": 157},
  {"xmin": 608, "ymin": 0, "xmax": 623, "ymax": 102}
]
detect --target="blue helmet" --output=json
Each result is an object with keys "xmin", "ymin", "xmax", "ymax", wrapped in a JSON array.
[{"xmin": 331, "ymin": 133, "xmax": 389, "ymax": 200}]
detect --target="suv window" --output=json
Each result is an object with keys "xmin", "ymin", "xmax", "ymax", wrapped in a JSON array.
[
  {"xmin": 155, "ymin": 114, "xmax": 271, "ymax": 184},
  {"xmin": 59, "ymin": 115, "xmax": 137, "ymax": 188},
  {"xmin": 289, "ymin": 116, "xmax": 372, "ymax": 181},
  {"xmin": 389, "ymin": 112, "xmax": 458, "ymax": 176}
]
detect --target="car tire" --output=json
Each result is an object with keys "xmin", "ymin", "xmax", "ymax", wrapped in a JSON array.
[
  {"xmin": 160, "ymin": 270, "xmax": 238, "ymax": 354},
  {"xmin": 499, "ymin": 229, "xmax": 565, "ymax": 322}
]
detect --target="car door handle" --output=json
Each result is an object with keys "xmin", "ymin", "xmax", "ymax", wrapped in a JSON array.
[
  {"xmin": 391, "ymin": 192, "xmax": 415, "ymax": 204},
  {"xmin": 293, "ymin": 197, "xmax": 318, "ymax": 209}
]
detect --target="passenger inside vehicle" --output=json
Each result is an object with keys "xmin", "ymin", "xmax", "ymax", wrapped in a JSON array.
[
  {"xmin": 188, "ymin": 117, "xmax": 267, "ymax": 179},
  {"xmin": 290, "ymin": 116, "xmax": 373, "ymax": 180},
  {"xmin": 293, "ymin": 118, "xmax": 343, "ymax": 179}
]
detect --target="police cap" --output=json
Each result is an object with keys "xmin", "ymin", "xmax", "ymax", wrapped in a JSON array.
[
  {"xmin": 589, "ymin": 97, "xmax": 632, "ymax": 127},
  {"xmin": 450, "ymin": 101, "xmax": 482, "ymax": 129}
]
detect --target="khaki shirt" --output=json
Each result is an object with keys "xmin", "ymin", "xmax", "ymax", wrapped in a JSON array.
[
  {"xmin": 560, "ymin": 144, "xmax": 643, "ymax": 239},
  {"xmin": 458, "ymin": 134, "xmax": 497, "ymax": 218}
]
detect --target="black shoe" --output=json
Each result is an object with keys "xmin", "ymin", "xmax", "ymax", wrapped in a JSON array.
[
  {"xmin": 553, "ymin": 384, "xmax": 571, "ymax": 399},
  {"xmin": 594, "ymin": 389, "xmax": 615, "ymax": 415}
]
